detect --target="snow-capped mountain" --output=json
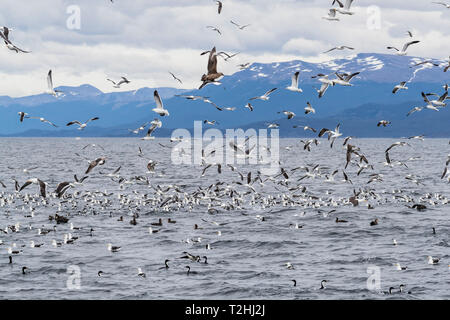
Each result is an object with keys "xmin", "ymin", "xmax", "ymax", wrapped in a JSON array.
[{"xmin": 0, "ymin": 53, "xmax": 448, "ymax": 137}]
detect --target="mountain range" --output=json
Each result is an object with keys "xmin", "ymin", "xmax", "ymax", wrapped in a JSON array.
[{"xmin": 1, "ymin": 53, "xmax": 449, "ymax": 138}]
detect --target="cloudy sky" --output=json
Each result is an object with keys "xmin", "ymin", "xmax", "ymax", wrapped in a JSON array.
[{"xmin": 0, "ymin": 0, "xmax": 449, "ymax": 97}]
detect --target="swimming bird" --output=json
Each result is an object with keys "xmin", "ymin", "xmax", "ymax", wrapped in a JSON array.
[
  {"xmin": 320, "ymin": 280, "xmax": 328, "ymax": 289},
  {"xmin": 66, "ymin": 117, "xmax": 99, "ymax": 130},
  {"xmin": 152, "ymin": 90, "xmax": 169, "ymax": 116},
  {"xmin": 107, "ymin": 243, "xmax": 121, "ymax": 253},
  {"xmin": 427, "ymin": 256, "xmax": 440, "ymax": 265},
  {"xmin": 387, "ymin": 40, "xmax": 420, "ymax": 56},
  {"xmin": 286, "ymin": 72, "xmax": 303, "ymax": 93},
  {"xmin": 394, "ymin": 263, "xmax": 407, "ymax": 270},
  {"xmin": 137, "ymin": 268, "xmax": 146, "ymax": 278}
]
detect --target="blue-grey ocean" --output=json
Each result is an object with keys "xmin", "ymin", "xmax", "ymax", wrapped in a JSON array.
[{"xmin": 0, "ymin": 138, "xmax": 449, "ymax": 300}]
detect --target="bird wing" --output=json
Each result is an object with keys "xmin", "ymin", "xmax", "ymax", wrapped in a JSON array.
[
  {"xmin": 154, "ymin": 90, "xmax": 164, "ymax": 109},
  {"xmin": 291, "ymin": 72, "xmax": 299, "ymax": 87},
  {"xmin": 402, "ymin": 40, "xmax": 420, "ymax": 52},
  {"xmin": 207, "ymin": 47, "xmax": 218, "ymax": 74},
  {"xmin": 67, "ymin": 121, "xmax": 82, "ymax": 126},
  {"xmin": 264, "ymin": 88, "xmax": 277, "ymax": 97},
  {"xmin": 47, "ymin": 70, "xmax": 53, "ymax": 90}
]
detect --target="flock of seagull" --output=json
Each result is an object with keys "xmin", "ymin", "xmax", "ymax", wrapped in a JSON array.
[{"xmin": 0, "ymin": 0, "xmax": 449, "ymax": 298}]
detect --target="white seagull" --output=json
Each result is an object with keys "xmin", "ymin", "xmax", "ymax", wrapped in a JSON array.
[
  {"xmin": 46, "ymin": 70, "xmax": 63, "ymax": 97},
  {"xmin": 387, "ymin": 40, "xmax": 420, "ymax": 56},
  {"xmin": 66, "ymin": 117, "xmax": 100, "ymax": 130},
  {"xmin": 152, "ymin": 90, "xmax": 169, "ymax": 116},
  {"xmin": 286, "ymin": 72, "xmax": 303, "ymax": 93},
  {"xmin": 249, "ymin": 88, "xmax": 277, "ymax": 101}
]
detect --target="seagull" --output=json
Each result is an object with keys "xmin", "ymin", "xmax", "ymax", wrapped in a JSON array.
[
  {"xmin": 19, "ymin": 178, "xmax": 46, "ymax": 198},
  {"xmin": 304, "ymin": 102, "xmax": 316, "ymax": 114},
  {"xmin": 199, "ymin": 47, "xmax": 224, "ymax": 89},
  {"xmin": 278, "ymin": 111, "xmax": 296, "ymax": 120},
  {"xmin": 387, "ymin": 40, "xmax": 420, "ymax": 56},
  {"xmin": 322, "ymin": 8, "xmax": 340, "ymax": 21},
  {"xmin": 244, "ymin": 103, "xmax": 254, "ymax": 111},
  {"xmin": 215, "ymin": 1, "xmax": 223, "ymax": 14},
  {"xmin": 332, "ymin": 72, "xmax": 360, "ymax": 86},
  {"xmin": 427, "ymin": 256, "xmax": 440, "ymax": 265},
  {"xmin": 230, "ymin": 20, "xmax": 251, "ymax": 30},
  {"xmin": 323, "ymin": 46, "xmax": 354, "ymax": 54},
  {"xmin": 46, "ymin": 70, "xmax": 63, "ymax": 97},
  {"xmin": 169, "ymin": 72, "xmax": 182, "ymax": 84},
  {"xmin": 107, "ymin": 77, "xmax": 130, "ymax": 88},
  {"xmin": 66, "ymin": 117, "xmax": 99, "ymax": 130},
  {"xmin": 422, "ymin": 91, "xmax": 448, "ymax": 107},
  {"xmin": 377, "ymin": 120, "xmax": 391, "ymax": 127},
  {"xmin": 410, "ymin": 60, "xmax": 439, "ymax": 68},
  {"xmin": 107, "ymin": 243, "xmax": 121, "ymax": 253},
  {"xmin": 28, "ymin": 117, "xmax": 58, "ymax": 127},
  {"xmin": 432, "ymin": 2, "xmax": 450, "ymax": 9},
  {"xmin": 85, "ymin": 157, "xmax": 106, "ymax": 174},
  {"xmin": 152, "ymin": 90, "xmax": 169, "ymax": 116},
  {"xmin": 18, "ymin": 112, "xmax": 29, "ymax": 122},
  {"xmin": 0, "ymin": 27, "xmax": 31, "ymax": 53},
  {"xmin": 206, "ymin": 26, "xmax": 222, "ymax": 35},
  {"xmin": 392, "ymin": 81, "xmax": 408, "ymax": 94},
  {"xmin": 394, "ymin": 263, "xmax": 407, "ymax": 271},
  {"xmin": 406, "ymin": 106, "xmax": 423, "ymax": 116},
  {"xmin": 286, "ymin": 72, "xmax": 303, "ymax": 93},
  {"xmin": 249, "ymin": 88, "xmax": 277, "ymax": 101},
  {"xmin": 334, "ymin": 0, "xmax": 356, "ymax": 15},
  {"xmin": 141, "ymin": 119, "xmax": 162, "ymax": 141},
  {"xmin": 318, "ymin": 123, "xmax": 342, "ymax": 148}
]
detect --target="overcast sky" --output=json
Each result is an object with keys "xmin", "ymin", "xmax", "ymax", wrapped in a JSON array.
[{"xmin": 0, "ymin": 0, "xmax": 448, "ymax": 97}]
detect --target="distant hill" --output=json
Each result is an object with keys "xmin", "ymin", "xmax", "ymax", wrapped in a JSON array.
[{"xmin": 0, "ymin": 53, "xmax": 448, "ymax": 137}]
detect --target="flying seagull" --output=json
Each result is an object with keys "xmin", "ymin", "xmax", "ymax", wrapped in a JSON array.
[
  {"xmin": 333, "ymin": 0, "xmax": 356, "ymax": 15},
  {"xmin": 0, "ymin": 27, "xmax": 31, "ymax": 53},
  {"xmin": 215, "ymin": 1, "xmax": 223, "ymax": 14},
  {"xmin": 322, "ymin": 9, "xmax": 340, "ymax": 21},
  {"xmin": 46, "ymin": 70, "xmax": 63, "ymax": 97},
  {"xmin": 66, "ymin": 117, "xmax": 99, "ymax": 130},
  {"xmin": 206, "ymin": 26, "xmax": 222, "ymax": 35},
  {"xmin": 152, "ymin": 90, "xmax": 169, "ymax": 116},
  {"xmin": 28, "ymin": 117, "xmax": 58, "ymax": 127},
  {"xmin": 387, "ymin": 40, "xmax": 420, "ymax": 56},
  {"xmin": 230, "ymin": 20, "xmax": 251, "ymax": 30},
  {"xmin": 392, "ymin": 81, "xmax": 408, "ymax": 94},
  {"xmin": 19, "ymin": 178, "xmax": 46, "ymax": 198},
  {"xmin": 249, "ymin": 88, "xmax": 277, "ymax": 101},
  {"xmin": 286, "ymin": 72, "xmax": 303, "ymax": 93},
  {"xmin": 142, "ymin": 119, "xmax": 162, "ymax": 141},
  {"xmin": 107, "ymin": 77, "xmax": 130, "ymax": 88},
  {"xmin": 432, "ymin": 2, "xmax": 450, "ymax": 8},
  {"xmin": 169, "ymin": 72, "xmax": 182, "ymax": 84},
  {"xmin": 199, "ymin": 47, "xmax": 224, "ymax": 89},
  {"xmin": 323, "ymin": 46, "xmax": 354, "ymax": 54}
]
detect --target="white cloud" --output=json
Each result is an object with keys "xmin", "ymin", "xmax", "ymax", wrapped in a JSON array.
[{"xmin": 0, "ymin": 0, "xmax": 448, "ymax": 97}]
